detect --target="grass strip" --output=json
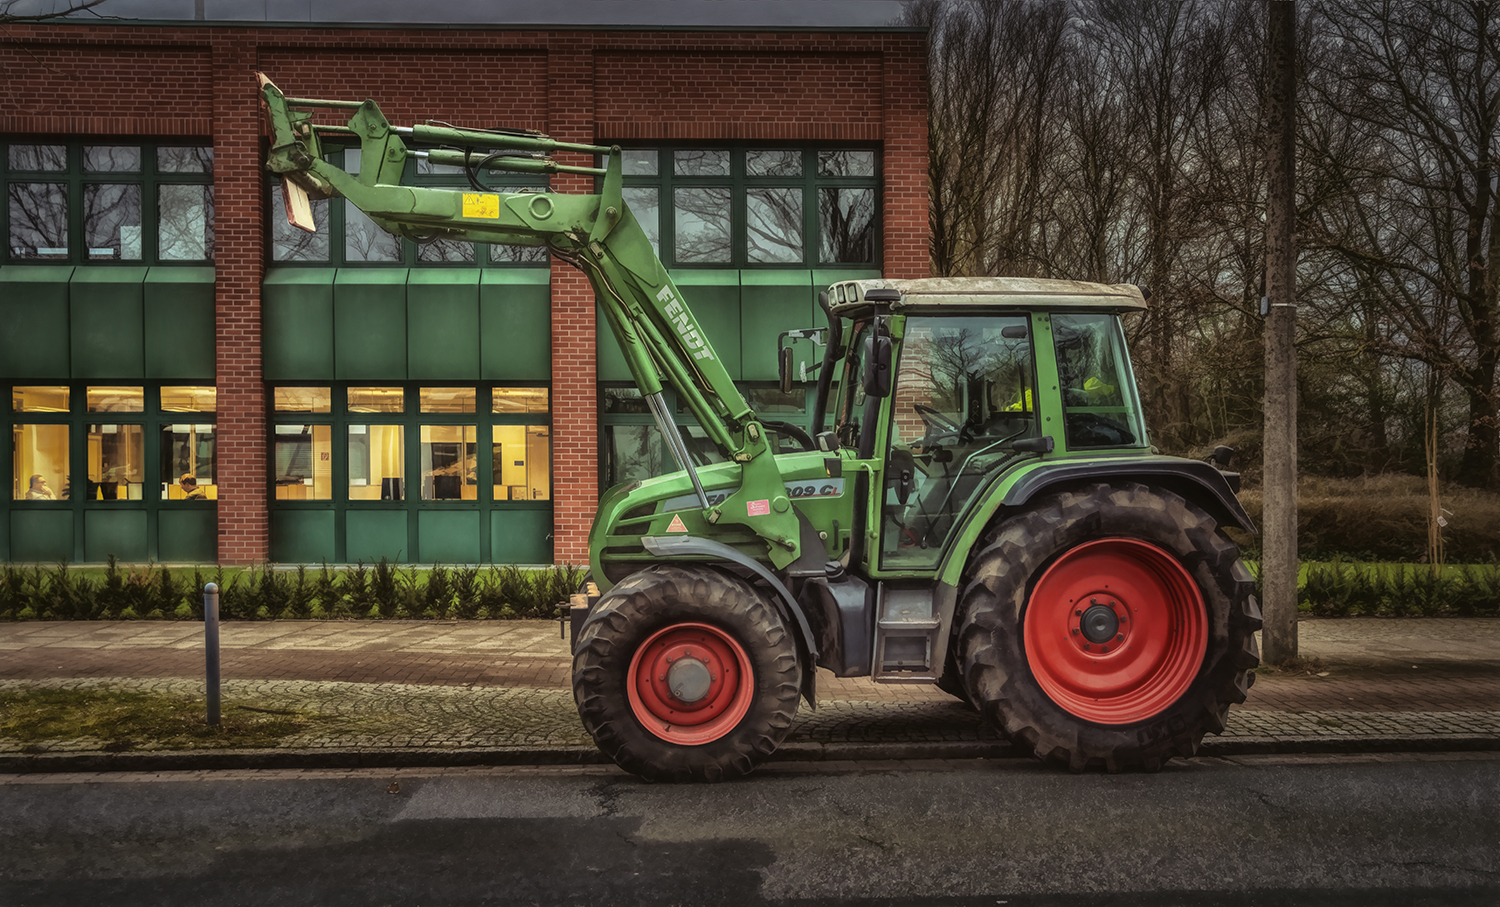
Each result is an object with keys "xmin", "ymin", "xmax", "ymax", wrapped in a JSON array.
[{"xmin": 0, "ymin": 688, "xmax": 325, "ymax": 753}]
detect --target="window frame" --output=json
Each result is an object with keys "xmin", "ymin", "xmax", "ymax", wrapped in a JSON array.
[
  {"xmin": 268, "ymin": 382, "xmax": 553, "ymax": 562},
  {"xmin": 2, "ymin": 139, "xmax": 215, "ymax": 266},
  {"xmin": 611, "ymin": 145, "xmax": 881, "ymax": 270}
]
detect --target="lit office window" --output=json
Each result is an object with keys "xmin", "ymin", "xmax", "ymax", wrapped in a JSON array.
[
  {"xmin": 13, "ymin": 424, "xmax": 69, "ymax": 501},
  {"xmin": 273, "ymin": 424, "xmax": 332, "ymax": 500},
  {"xmin": 349, "ymin": 424, "xmax": 404, "ymax": 500}
]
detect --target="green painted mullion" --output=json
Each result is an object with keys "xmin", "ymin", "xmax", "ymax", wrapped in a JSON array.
[{"xmin": 67, "ymin": 145, "xmax": 84, "ymax": 268}]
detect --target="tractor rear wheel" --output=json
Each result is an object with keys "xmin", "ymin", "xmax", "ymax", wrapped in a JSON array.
[
  {"xmin": 572, "ymin": 564, "xmax": 802, "ymax": 782},
  {"xmin": 957, "ymin": 483, "xmax": 1261, "ymax": 772}
]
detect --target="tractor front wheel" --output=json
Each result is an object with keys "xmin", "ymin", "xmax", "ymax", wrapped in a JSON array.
[
  {"xmin": 572, "ymin": 564, "xmax": 802, "ymax": 782},
  {"xmin": 957, "ymin": 483, "xmax": 1261, "ymax": 772}
]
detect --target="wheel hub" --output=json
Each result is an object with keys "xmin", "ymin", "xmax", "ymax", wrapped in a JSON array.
[
  {"xmin": 1079, "ymin": 602, "xmax": 1120, "ymax": 644},
  {"xmin": 667, "ymin": 657, "xmax": 713, "ymax": 703}
]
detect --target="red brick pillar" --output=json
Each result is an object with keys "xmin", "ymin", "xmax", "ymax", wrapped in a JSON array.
[
  {"xmin": 882, "ymin": 35, "xmax": 931, "ymax": 280},
  {"xmin": 548, "ymin": 36, "xmax": 599, "ymax": 566},
  {"xmin": 213, "ymin": 36, "xmax": 269, "ymax": 564}
]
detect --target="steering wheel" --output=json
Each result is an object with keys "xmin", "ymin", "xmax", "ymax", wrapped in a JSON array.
[
  {"xmin": 761, "ymin": 420, "xmax": 817, "ymax": 452},
  {"xmin": 913, "ymin": 403, "xmax": 963, "ymax": 447}
]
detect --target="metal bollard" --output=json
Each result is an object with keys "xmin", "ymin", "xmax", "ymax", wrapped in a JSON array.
[{"xmin": 204, "ymin": 582, "xmax": 220, "ymax": 726}]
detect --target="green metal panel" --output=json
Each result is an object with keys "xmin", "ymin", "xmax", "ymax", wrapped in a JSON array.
[
  {"xmin": 0, "ymin": 267, "xmax": 73, "ymax": 379},
  {"xmin": 335, "ymin": 269, "xmax": 409, "ymax": 380},
  {"xmin": 144, "ymin": 268, "xmax": 216, "ymax": 380},
  {"xmin": 491, "ymin": 508, "xmax": 552, "ymax": 564},
  {"xmin": 409, "ymin": 270, "xmax": 480, "ymax": 380},
  {"xmin": 346, "ymin": 509, "xmax": 409, "ymax": 563},
  {"xmin": 480, "ymin": 269, "xmax": 551, "ymax": 381},
  {"xmin": 417, "ymin": 510, "xmax": 482, "ymax": 564},
  {"xmin": 84, "ymin": 509, "xmax": 148, "ymax": 563},
  {"xmin": 263, "ymin": 269, "xmax": 336, "ymax": 380},
  {"xmin": 671, "ymin": 270, "xmax": 742, "ymax": 380},
  {"xmin": 158, "ymin": 508, "xmax": 216, "ymax": 563},
  {"xmin": 8, "ymin": 511, "xmax": 72, "ymax": 563},
  {"xmin": 271, "ymin": 510, "xmax": 337, "ymax": 564},
  {"xmin": 741, "ymin": 270, "xmax": 816, "ymax": 380},
  {"xmin": 70, "ymin": 268, "xmax": 148, "ymax": 380}
]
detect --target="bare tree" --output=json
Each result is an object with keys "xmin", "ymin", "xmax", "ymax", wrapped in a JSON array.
[{"xmin": 1305, "ymin": 0, "xmax": 1500, "ymax": 489}]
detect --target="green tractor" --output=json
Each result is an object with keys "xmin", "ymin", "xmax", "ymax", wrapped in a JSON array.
[{"xmin": 259, "ymin": 79, "xmax": 1261, "ymax": 782}]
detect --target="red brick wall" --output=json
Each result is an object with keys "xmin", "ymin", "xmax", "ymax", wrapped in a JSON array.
[{"xmin": 1, "ymin": 23, "xmax": 928, "ymax": 565}]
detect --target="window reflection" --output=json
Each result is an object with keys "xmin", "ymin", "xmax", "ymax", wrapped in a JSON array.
[
  {"xmin": 622, "ymin": 186, "xmax": 660, "ymax": 257},
  {"xmin": 8, "ymin": 182, "xmax": 68, "ymax": 258},
  {"xmin": 157, "ymin": 146, "xmax": 213, "ymax": 174},
  {"xmin": 274, "ymin": 424, "xmax": 332, "ymax": 500},
  {"xmin": 83, "ymin": 146, "xmax": 141, "ymax": 172},
  {"xmin": 161, "ymin": 424, "xmax": 217, "ymax": 500},
  {"xmin": 818, "ymin": 150, "xmax": 876, "ymax": 177},
  {"xmin": 274, "ymin": 387, "xmax": 331, "ymax": 413},
  {"xmin": 159, "ymin": 184, "xmax": 213, "ymax": 260},
  {"xmin": 489, "ymin": 243, "xmax": 548, "ymax": 263},
  {"xmin": 12, "ymin": 386, "xmax": 69, "ymax": 413},
  {"xmin": 349, "ymin": 424, "xmax": 404, "ymax": 500},
  {"xmin": 422, "ymin": 425, "xmax": 477, "ymax": 500},
  {"xmin": 345, "ymin": 200, "xmax": 401, "ymax": 262},
  {"xmin": 87, "ymin": 386, "xmax": 145, "ymax": 413},
  {"xmin": 87, "ymin": 424, "xmax": 145, "ymax": 500},
  {"xmin": 348, "ymin": 387, "xmax": 404, "ymax": 413},
  {"xmin": 602, "ymin": 386, "xmax": 648, "ymax": 415},
  {"xmin": 674, "ymin": 187, "xmax": 732, "ymax": 263},
  {"xmin": 674, "ymin": 150, "xmax": 730, "ymax": 177},
  {"xmin": 746, "ymin": 150, "xmax": 801, "ymax": 177},
  {"xmin": 84, "ymin": 183, "xmax": 143, "ymax": 260},
  {"xmin": 492, "ymin": 424, "xmax": 550, "ymax": 501},
  {"xmin": 820, "ymin": 187, "xmax": 875, "ymax": 264},
  {"xmin": 417, "ymin": 238, "xmax": 475, "ymax": 262},
  {"xmin": 622, "ymin": 150, "xmax": 658, "ymax": 176},
  {"xmin": 270, "ymin": 185, "xmax": 329, "ymax": 261},
  {"xmin": 8, "ymin": 144, "xmax": 66, "ymax": 171},
  {"xmin": 747, "ymin": 187, "xmax": 803, "ymax": 263},
  {"xmin": 13, "ymin": 424, "xmax": 69, "ymax": 501}
]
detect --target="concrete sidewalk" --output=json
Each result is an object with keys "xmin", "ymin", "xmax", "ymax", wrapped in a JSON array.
[{"xmin": 2, "ymin": 617, "xmax": 1497, "ymax": 772}]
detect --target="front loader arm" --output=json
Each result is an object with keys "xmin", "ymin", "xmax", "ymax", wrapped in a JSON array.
[{"xmin": 258, "ymin": 75, "xmax": 802, "ymax": 566}]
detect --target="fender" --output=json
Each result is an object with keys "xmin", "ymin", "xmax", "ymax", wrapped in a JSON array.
[
  {"xmin": 1002, "ymin": 457, "xmax": 1256, "ymax": 533},
  {"xmin": 640, "ymin": 535, "xmax": 820, "ymax": 708}
]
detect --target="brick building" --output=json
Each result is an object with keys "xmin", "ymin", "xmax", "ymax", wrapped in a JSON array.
[{"xmin": 0, "ymin": 1, "xmax": 928, "ymax": 566}]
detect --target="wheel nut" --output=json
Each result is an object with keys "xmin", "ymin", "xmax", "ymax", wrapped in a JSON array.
[
  {"xmin": 1116, "ymin": 633, "xmax": 1125, "ymax": 642},
  {"xmin": 1071, "ymin": 628, "xmax": 1079, "ymax": 635}
]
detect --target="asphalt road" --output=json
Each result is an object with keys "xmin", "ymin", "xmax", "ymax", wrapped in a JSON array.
[{"xmin": 2, "ymin": 754, "xmax": 1497, "ymax": 907}]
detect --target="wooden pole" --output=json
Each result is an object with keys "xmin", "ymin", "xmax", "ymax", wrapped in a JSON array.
[{"xmin": 1262, "ymin": 0, "xmax": 1299, "ymax": 663}]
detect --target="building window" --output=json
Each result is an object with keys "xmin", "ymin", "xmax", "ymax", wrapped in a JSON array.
[
  {"xmin": 269, "ymin": 383, "xmax": 551, "ymax": 562},
  {"xmin": 599, "ymin": 382, "xmax": 811, "ymax": 492},
  {"xmin": 3, "ymin": 141, "xmax": 213, "ymax": 265},
  {"xmin": 268, "ymin": 149, "xmax": 548, "ymax": 266},
  {"xmin": 615, "ymin": 146, "xmax": 879, "ymax": 268}
]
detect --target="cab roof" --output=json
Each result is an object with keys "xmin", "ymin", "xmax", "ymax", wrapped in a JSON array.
[{"xmin": 828, "ymin": 277, "xmax": 1147, "ymax": 316}]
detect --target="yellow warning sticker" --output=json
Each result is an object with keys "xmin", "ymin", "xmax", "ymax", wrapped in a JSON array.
[{"xmin": 463, "ymin": 193, "xmax": 500, "ymax": 219}]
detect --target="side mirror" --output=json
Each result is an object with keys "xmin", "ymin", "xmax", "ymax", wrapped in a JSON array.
[
  {"xmin": 863, "ymin": 334, "xmax": 892, "ymax": 398},
  {"xmin": 779, "ymin": 347, "xmax": 795, "ymax": 394}
]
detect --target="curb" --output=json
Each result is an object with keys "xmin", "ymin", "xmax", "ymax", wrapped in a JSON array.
[{"xmin": 2, "ymin": 735, "xmax": 1496, "ymax": 775}]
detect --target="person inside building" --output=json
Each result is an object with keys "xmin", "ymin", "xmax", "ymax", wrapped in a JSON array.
[
  {"xmin": 26, "ymin": 474, "xmax": 55, "ymax": 500},
  {"xmin": 179, "ymin": 473, "xmax": 206, "ymax": 500}
]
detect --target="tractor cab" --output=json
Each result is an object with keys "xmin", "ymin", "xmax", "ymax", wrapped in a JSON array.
[{"xmin": 809, "ymin": 278, "xmax": 1151, "ymax": 574}]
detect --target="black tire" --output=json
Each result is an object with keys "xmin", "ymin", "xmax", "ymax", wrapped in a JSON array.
[
  {"xmin": 572, "ymin": 564, "xmax": 802, "ymax": 782},
  {"xmin": 958, "ymin": 482, "xmax": 1261, "ymax": 772}
]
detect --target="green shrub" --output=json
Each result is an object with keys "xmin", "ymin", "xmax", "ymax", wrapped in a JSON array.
[
  {"xmin": 0, "ymin": 560, "xmax": 584, "ymax": 621},
  {"xmin": 1299, "ymin": 561, "xmax": 1500, "ymax": 617}
]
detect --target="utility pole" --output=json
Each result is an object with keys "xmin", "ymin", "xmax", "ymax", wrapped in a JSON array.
[{"xmin": 1262, "ymin": 0, "xmax": 1298, "ymax": 663}]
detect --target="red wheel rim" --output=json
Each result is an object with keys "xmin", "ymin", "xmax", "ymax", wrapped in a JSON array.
[
  {"xmin": 627, "ymin": 622, "xmax": 755, "ymax": 745},
  {"xmin": 1023, "ymin": 538, "xmax": 1207, "ymax": 725}
]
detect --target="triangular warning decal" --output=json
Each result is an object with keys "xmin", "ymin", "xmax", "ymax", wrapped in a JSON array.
[{"xmin": 666, "ymin": 514, "xmax": 689, "ymax": 533}]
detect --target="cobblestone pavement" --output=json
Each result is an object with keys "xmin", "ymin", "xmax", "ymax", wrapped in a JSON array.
[{"xmin": 1, "ymin": 618, "xmax": 1496, "ymax": 763}]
